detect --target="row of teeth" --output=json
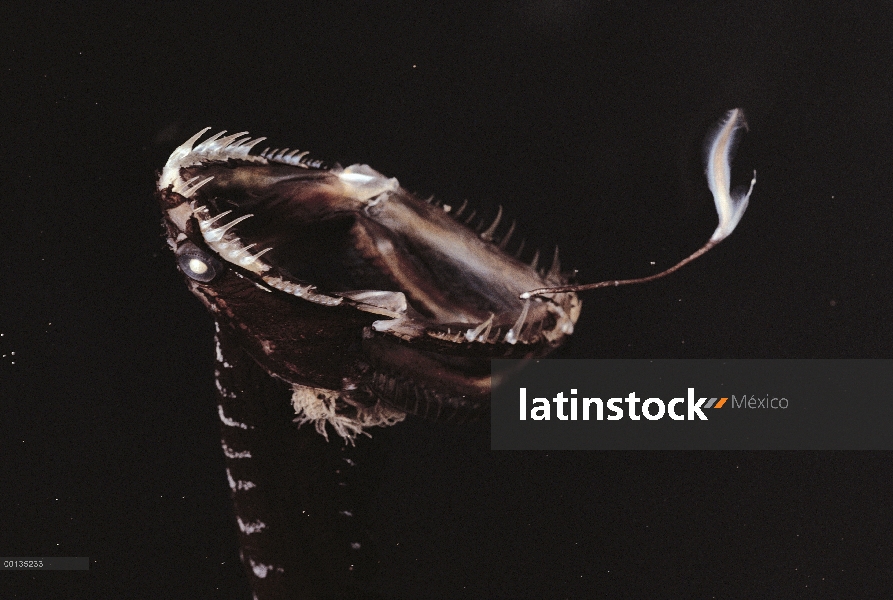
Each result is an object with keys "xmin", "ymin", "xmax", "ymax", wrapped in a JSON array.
[
  {"xmin": 195, "ymin": 206, "xmax": 344, "ymax": 307},
  {"xmin": 258, "ymin": 147, "xmax": 327, "ymax": 169},
  {"xmin": 192, "ymin": 204, "xmax": 352, "ymax": 308},
  {"xmin": 440, "ymin": 196, "xmax": 578, "ymax": 343},
  {"xmin": 169, "ymin": 131, "xmax": 563, "ymax": 280},
  {"xmin": 162, "ymin": 128, "xmax": 329, "ymax": 194},
  {"xmin": 428, "ymin": 317, "xmax": 542, "ymax": 346},
  {"xmin": 427, "ymin": 295, "xmax": 575, "ymax": 346},
  {"xmin": 160, "ymin": 129, "xmax": 269, "ymax": 191},
  {"xmin": 172, "ymin": 175, "xmax": 215, "ymax": 199},
  {"xmin": 262, "ymin": 276, "xmax": 343, "ymax": 306},
  {"xmin": 193, "ymin": 206, "xmax": 272, "ymax": 275},
  {"xmin": 430, "ymin": 198, "xmax": 565, "ymax": 283}
]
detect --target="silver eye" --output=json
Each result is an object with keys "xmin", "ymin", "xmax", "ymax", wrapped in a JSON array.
[{"xmin": 176, "ymin": 242, "xmax": 223, "ymax": 282}]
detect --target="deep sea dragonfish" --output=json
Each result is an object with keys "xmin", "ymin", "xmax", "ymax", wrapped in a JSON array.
[{"xmin": 156, "ymin": 108, "xmax": 754, "ymax": 598}]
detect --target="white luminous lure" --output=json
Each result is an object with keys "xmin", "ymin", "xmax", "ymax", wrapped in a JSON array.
[
  {"xmin": 522, "ymin": 108, "xmax": 756, "ymax": 298},
  {"xmin": 705, "ymin": 108, "xmax": 756, "ymax": 243}
]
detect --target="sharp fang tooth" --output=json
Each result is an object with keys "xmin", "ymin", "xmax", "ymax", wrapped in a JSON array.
[
  {"xmin": 236, "ymin": 245, "xmax": 260, "ymax": 266},
  {"xmin": 454, "ymin": 199, "xmax": 468, "ymax": 217},
  {"xmin": 194, "ymin": 130, "xmax": 226, "ymax": 152},
  {"xmin": 506, "ymin": 299, "xmax": 532, "ymax": 345},
  {"xmin": 480, "ymin": 314, "xmax": 494, "ymax": 342},
  {"xmin": 549, "ymin": 303, "xmax": 574, "ymax": 335},
  {"xmin": 175, "ymin": 175, "xmax": 201, "ymax": 194},
  {"xmin": 240, "ymin": 137, "xmax": 266, "ymax": 152},
  {"xmin": 214, "ymin": 132, "xmax": 251, "ymax": 149},
  {"xmin": 481, "ymin": 322, "xmax": 495, "ymax": 342},
  {"xmin": 180, "ymin": 175, "xmax": 214, "ymax": 198},
  {"xmin": 513, "ymin": 238, "xmax": 526, "ymax": 259},
  {"xmin": 529, "ymin": 248, "xmax": 541, "ymax": 270},
  {"xmin": 465, "ymin": 313, "xmax": 495, "ymax": 342},
  {"xmin": 204, "ymin": 214, "xmax": 253, "ymax": 242},
  {"xmin": 480, "ymin": 205, "xmax": 503, "ymax": 241},
  {"xmin": 463, "ymin": 209, "xmax": 477, "ymax": 225},
  {"xmin": 199, "ymin": 210, "xmax": 232, "ymax": 231},
  {"xmin": 176, "ymin": 127, "xmax": 212, "ymax": 155},
  {"xmin": 498, "ymin": 219, "xmax": 516, "ymax": 250},
  {"xmin": 547, "ymin": 246, "xmax": 561, "ymax": 281}
]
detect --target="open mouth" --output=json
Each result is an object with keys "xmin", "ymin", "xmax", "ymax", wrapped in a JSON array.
[{"xmin": 158, "ymin": 129, "xmax": 580, "ymax": 428}]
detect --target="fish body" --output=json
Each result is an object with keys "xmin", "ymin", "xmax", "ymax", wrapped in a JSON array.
[{"xmin": 157, "ymin": 110, "xmax": 752, "ymax": 598}]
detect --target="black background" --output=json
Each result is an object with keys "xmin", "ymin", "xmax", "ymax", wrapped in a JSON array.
[{"xmin": 2, "ymin": 2, "xmax": 891, "ymax": 598}]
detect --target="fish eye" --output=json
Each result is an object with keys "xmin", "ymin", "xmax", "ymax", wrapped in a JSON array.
[{"xmin": 176, "ymin": 242, "xmax": 223, "ymax": 282}]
